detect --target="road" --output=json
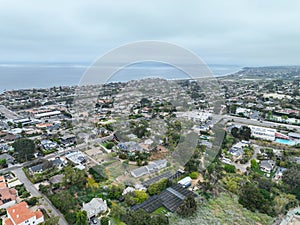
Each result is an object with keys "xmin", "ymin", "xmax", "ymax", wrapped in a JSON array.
[
  {"xmin": 13, "ymin": 168, "xmax": 68, "ymax": 225},
  {"xmin": 279, "ymin": 207, "xmax": 300, "ymax": 225},
  {"xmin": 222, "ymin": 115, "xmax": 300, "ymax": 133}
]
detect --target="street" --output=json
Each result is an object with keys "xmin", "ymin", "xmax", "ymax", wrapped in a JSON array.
[{"xmin": 12, "ymin": 168, "xmax": 68, "ymax": 225}]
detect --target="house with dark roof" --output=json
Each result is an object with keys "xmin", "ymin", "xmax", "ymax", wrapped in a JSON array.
[{"xmin": 28, "ymin": 164, "xmax": 44, "ymax": 174}]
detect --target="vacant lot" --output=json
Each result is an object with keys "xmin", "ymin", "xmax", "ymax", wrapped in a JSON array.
[{"xmin": 169, "ymin": 192, "xmax": 274, "ymax": 225}]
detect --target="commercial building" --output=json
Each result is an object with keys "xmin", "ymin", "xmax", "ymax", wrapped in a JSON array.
[{"xmin": 249, "ymin": 125, "xmax": 276, "ymax": 141}]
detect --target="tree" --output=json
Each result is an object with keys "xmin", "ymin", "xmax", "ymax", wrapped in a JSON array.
[
  {"xmin": 231, "ymin": 127, "xmax": 239, "ymax": 138},
  {"xmin": 150, "ymin": 214, "xmax": 169, "ymax": 225},
  {"xmin": 0, "ymin": 159, "xmax": 6, "ymax": 168},
  {"xmin": 75, "ymin": 211, "xmax": 88, "ymax": 225},
  {"xmin": 63, "ymin": 166, "xmax": 86, "ymax": 187},
  {"xmin": 240, "ymin": 126, "xmax": 251, "ymax": 140},
  {"xmin": 49, "ymin": 190, "xmax": 75, "ymax": 214},
  {"xmin": 238, "ymin": 182, "xmax": 274, "ymax": 216},
  {"xmin": 176, "ymin": 195, "xmax": 197, "ymax": 217},
  {"xmin": 250, "ymin": 159, "xmax": 258, "ymax": 169},
  {"xmin": 100, "ymin": 217, "xmax": 109, "ymax": 225},
  {"xmin": 282, "ymin": 167, "xmax": 300, "ymax": 200},
  {"xmin": 189, "ymin": 172, "xmax": 198, "ymax": 179},
  {"xmin": 89, "ymin": 165, "xmax": 108, "ymax": 182},
  {"xmin": 230, "ymin": 126, "xmax": 251, "ymax": 141},
  {"xmin": 12, "ymin": 139, "xmax": 35, "ymax": 161},
  {"xmin": 110, "ymin": 202, "xmax": 125, "ymax": 220},
  {"xmin": 148, "ymin": 178, "xmax": 168, "ymax": 195},
  {"xmin": 124, "ymin": 209, "xmax": 150, "ymax": 225},
  {"xmin": 224, "ymin": 164, "xmax": 236, "ymax": 173},
  {"xmin": 108, "ymin": 185, "xmax": 124, "ymax": 200},
  {"xmin": 25, "ymin": 197, "xmax": 38, "ymax": 206},
  {"xmin": 134, "ymin": 190, "xmax": 148, "ymax": 204},
  {"xmin": 106, "ymin": 142, "xmax": 114, "ymax": 149}
]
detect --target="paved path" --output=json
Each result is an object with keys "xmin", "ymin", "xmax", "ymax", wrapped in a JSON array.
[
  {"xmin": 279, "ymin": 207, "xmax": 300, "ymax": 225},
  {"xmin": 13, "ymin": 168, "xmax": 68, "ymax": 225}
]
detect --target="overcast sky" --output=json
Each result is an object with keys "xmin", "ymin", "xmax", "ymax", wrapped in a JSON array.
[{"xmin": 1, "ymin": 0, "xmax": 300, "ymax": 66}]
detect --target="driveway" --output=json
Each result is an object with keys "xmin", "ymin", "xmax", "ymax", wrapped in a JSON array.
[{"xmin": 229, "ymin": 144, "xmax": 261, "ymax": 173}]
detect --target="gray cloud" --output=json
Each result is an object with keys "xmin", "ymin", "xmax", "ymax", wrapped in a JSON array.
[{"xmin": 0, "ymin": 0, "xmax": 300, "ymax": 65}]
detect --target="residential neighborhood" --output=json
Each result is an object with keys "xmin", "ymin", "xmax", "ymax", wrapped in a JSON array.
[{"xmin": 0, "ymin": 70, "xmax": 299, "ymax": 225}]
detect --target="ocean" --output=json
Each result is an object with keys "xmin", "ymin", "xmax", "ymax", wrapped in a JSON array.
[{"xmin": 0, "ymin": 62, "xmax": 242, "ymax": 93}]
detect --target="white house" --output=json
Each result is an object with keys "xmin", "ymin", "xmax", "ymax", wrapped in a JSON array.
[
  {"xmin": 82, "ymin": 198, "xmax": 107, "ymax": 219},
  {"xmin": 4, "ymin": 202, "xmax": 44, "ymax": 225},
  {"xmin": 178, "ymin": 176, "xmax": 192, "ymax": 188},
  {"xmin": 260, "ymin": 160, "xmax": 276, "ymax": 174}
]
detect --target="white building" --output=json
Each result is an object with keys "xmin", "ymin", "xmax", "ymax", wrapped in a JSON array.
[
  {"xmin": 82, "ymin": 198, "xmax": 107, "ymax": 219},
  {"xmin": 249, "ymin": 125, "xmax": 276, "ymax": 141},
  {"xmin": 4, "ymin": 202, "xmax": 44, "ymax": 225},
  {"xmin": 178, "ymin": 176, "xmax": 192, "ymax": 188},
  {"xmin": 131, "ymin": 159, "xmax": 168, "ymax": 178}
]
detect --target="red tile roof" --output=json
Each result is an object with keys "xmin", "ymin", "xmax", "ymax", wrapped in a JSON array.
[
  {"xmin": 34, "ymin": 210, "xmax": 43, "ymax": 219},
  {"xmin": 4, "ymin": 218, "xmax": 14, "ymax": 225},
  {"xmin": 0, "ymin": 188, "xmax": 17, "ymax": 205},
  {"xmin": 7, "ymin": 202, "xmax": 40, "ymax": 225}
]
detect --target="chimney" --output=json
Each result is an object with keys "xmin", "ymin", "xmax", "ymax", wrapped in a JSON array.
[
  {"xmin": 17, "ymin": 214, "xmax": 19, "ymax": 218},
  {"xmin": 12, "ymin": 209, "xmax": 15, "ymax": 213}
]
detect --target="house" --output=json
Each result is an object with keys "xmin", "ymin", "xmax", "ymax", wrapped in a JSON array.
[
  {"xmin": 65, "ymin": 151, "xmax": 86, "ymax": 165},
  {"xmin": 0, "ymin": 154, "xmax": 15, "ymax": 164},
  {"xmin": 82, "ymin": 198, "xmax": 107, "ymax": 219},
  {"xmin": 28, "ymin": 164, "xmax": 44, "ymax": 174},
  {"xmin": 260, "ymin": 160, "xmax": 276, "ymax": 173},
  {"xmin": 0, "ymin": 188, "xmax": 18, "ymax": 209},
  {"xmin": 51, "ymin": 157, "xmax": 64, "ymax": 168},
  {"xmin": 131, "ymin": 160, "xmax": 168, "ymax": 178},
  {"xmin": 0, "ymin": 144, "xmax": 8, "ymax": 152},
  {"xmin": 178, "ymin": 176, "xmax": 192, "ymax": 188},
  {"xmin": 0, "ymin": 176, "xmax": 7, "ymax": 189},
  {"xmin": 4, "ymin": 202, "xmax": 44, "ymax": 225},
  {"xmin": 118, "ymin": 141, "xmax": 144, "ymax": 152},
  {"xmin": 273, "ymin": 167, "xmax": 287, "ymax": 181},
  {"xmin": 49, "ymin": 174, "xmax": 64, "ymax": 185},
  {"xmin": 122, "ymin": 187, "xmax": 135, "ymax": 196},
  {"xmin": 60, "ymin": 134, "xmax": 76, "ymax": 146},
  {"xmin": 40, "ymin": 140, "xmax": 58, "ymax": 150}
]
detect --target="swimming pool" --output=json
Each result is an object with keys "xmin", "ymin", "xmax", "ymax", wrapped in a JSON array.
[{"xmin": 275, "ymin": 138, "xmax": 296, "ymax": 146}]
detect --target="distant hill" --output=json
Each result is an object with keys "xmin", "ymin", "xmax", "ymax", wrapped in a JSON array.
[{"xmin": 226, "ymin": 66, "xmax": 300, "ymax": 79}]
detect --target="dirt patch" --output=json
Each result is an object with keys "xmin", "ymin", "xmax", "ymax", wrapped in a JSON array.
[{"xmin": 150, "ymin": 145, "xmax": 170, "ymax": 160}]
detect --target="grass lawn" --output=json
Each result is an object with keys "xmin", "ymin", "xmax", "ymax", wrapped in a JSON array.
[
  {"xmin": 152, "ymin": 206, "xmax": 169, "ymax": 215},
  {"xmin": 169, "ymin": 192, "xmax": 274, "ymax": 225},
  {"xmin": 106, "ymin": 161, "xmax": 138, "ymax": 179}
]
